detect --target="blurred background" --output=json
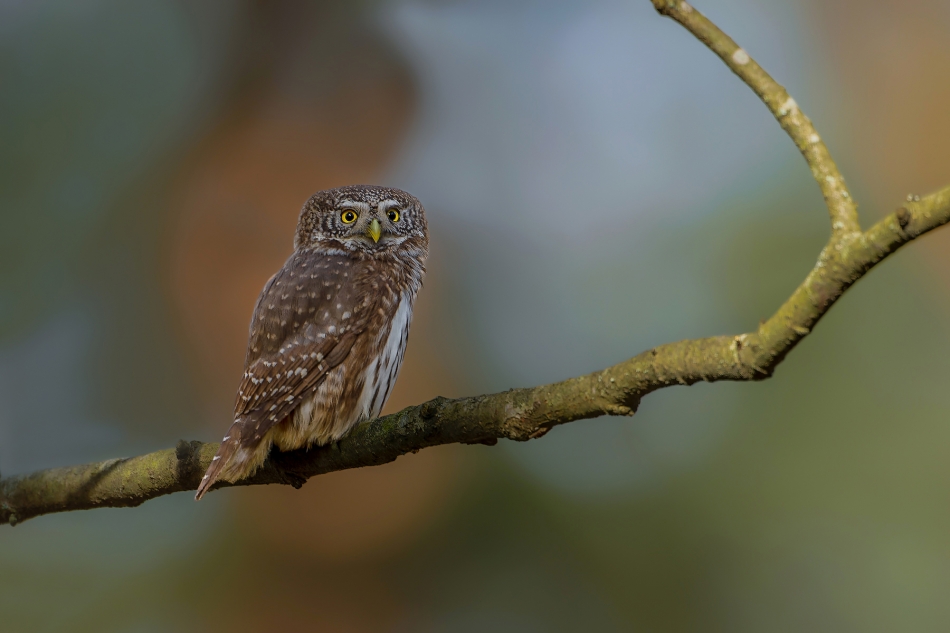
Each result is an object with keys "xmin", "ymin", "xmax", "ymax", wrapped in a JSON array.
[{"xmin": 2, "ymin": 0, "xmax": 950, "ymax": 630}]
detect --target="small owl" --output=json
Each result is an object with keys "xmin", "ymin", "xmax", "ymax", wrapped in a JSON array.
[{"xmin": 195, "ymin": 185, "xmax": 428, "ymax": 500}]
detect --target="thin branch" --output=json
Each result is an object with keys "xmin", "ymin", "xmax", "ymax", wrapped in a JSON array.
[
  {"xmin": 651, "ymin": 0, "xmax": 861, "ymax": 236},
  {"xmin": 2, "ymin": 3, "xmax": 949, "ymax": 527}
]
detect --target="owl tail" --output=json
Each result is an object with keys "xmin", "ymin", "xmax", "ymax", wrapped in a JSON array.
[
  {"xmin": 195, "ymin": 421, "xmax": 244, "ymax": 501},
  {"xmin": 195, "ymin": 419, "xmax": 273, "ymax": 500}
]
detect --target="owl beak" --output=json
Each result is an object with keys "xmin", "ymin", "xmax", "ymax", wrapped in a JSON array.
[{"xmin": 367, "ymin": 218, "xmax": 382, "ymax": 243}]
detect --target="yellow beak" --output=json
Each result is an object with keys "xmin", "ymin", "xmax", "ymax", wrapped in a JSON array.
[{"xmin": 367, "ymin": 218, "xmax": 382, "ymax": 243}]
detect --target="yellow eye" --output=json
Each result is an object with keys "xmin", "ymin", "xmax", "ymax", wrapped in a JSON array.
[
  {"xmin": 387, "ymin": 209, "xmax": 400, "ymax": 223},
  {"xmin": 341, "ymin": 210, "xmax": 358, "ymax": 224}
]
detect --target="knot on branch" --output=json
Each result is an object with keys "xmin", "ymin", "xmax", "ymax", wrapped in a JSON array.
[
  {"xmin": 896, "ymin": 207, "xmax": 912, "ymax": 230},
  {"xmin": 418, "ymin": 396, "xmax": 448, "ymax": 420}
]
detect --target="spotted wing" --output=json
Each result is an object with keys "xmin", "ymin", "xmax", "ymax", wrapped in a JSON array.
[
  {"xmin": 238, "ymin": 248, "xmax": 372, "ymax": 419},
  {"xmin": 195, "ymin": 249, "xmax": 370, "ymax": 499}
]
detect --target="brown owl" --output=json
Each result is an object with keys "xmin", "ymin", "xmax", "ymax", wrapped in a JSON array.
[{"xmin": 195, "ymin": 185, "xmax": 428, "ymax": 500}]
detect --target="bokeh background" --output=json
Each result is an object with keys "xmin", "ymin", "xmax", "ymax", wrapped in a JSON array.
[{"xmin": 2, "ymin": 0, "xmax": 950, "ymax": 630}]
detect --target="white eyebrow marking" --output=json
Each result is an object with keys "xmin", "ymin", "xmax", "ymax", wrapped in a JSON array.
[
  {"xmin": 338, "ymin": 200, "xmax": 371, "ymax": 213},
  {"xmin": 378, "ymin": 199, "xmax": 401, "ymax": 212}
]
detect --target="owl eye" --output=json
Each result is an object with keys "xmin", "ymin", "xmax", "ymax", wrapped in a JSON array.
[
  {"xmin": 387, "ymin": 209, "xmax": 401, "ymax": 223},
  {"xmin": 341, "ymin": 210, "xmax": 358, "ymax": 224}
]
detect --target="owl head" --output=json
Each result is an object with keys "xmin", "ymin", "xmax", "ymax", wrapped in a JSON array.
[{"xmin": 294, "ymin": 185, "xmax": 428, "ymax": 256}]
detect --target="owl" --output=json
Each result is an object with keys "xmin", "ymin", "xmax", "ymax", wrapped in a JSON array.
[{"xmin": 195, "ymin": 185, "xmax": 428, "ymax": 500}]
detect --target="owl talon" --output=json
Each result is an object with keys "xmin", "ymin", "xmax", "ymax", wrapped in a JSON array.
[{"xmin": 462, "ymin": 437, "xmax": 498, "ymax": 446}]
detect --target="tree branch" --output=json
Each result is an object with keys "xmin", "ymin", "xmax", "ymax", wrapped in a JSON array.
[
  {"xmin": 2, "ymin": 2, "xmax": 949, "ymax": 527},
  {"xmin": 651, "ymin": 0, "xmax": 861, "ymax": 236}
]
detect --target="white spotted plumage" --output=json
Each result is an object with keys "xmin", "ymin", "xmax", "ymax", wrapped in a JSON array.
[{"xmin": 195, "ymin": 185, "xmax": 428, "ymax": 500}]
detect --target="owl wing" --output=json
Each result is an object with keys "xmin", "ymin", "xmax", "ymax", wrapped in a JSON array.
[{"xmin": 196, "ymin": 249, "xmax": 371, "ymax": 499}]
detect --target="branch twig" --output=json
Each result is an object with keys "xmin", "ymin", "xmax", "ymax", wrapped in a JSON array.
[
  {"xmin": 651, "ymin": 0, "xmax": 861, "ymax": 236},
  {"xmin": 2, "ymin": 1, "xmax": 948, "ymax": 527}
]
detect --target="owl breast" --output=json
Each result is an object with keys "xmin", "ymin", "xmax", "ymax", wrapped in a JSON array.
[
  {"xmin": 358, "ymin": 290, "xmax": 414, "ymax": 420},
  {"xmin": 284, "ymin": 290, "xmax": 414, "ymax": 447}
]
